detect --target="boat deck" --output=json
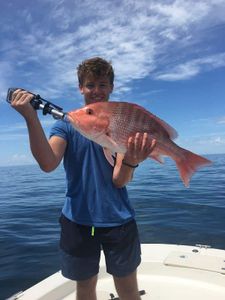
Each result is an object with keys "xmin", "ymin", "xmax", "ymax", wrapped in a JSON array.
[{"xmin": 8, "ymin": 244, "xmax": 225, "ymax": 300}]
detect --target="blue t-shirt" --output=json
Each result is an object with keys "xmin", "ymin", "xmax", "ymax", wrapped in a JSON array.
[{"xmin": 50, "ymin": 119, "xmax": 135, "ymax": 227}]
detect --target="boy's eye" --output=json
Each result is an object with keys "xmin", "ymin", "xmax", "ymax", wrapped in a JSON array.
[
  {"xmin": 86, "ymin": 84, "xmax": 94, "ymax": 89},
  {"xmin": 85, "ymin": 83, "xmax": 109, "ymax": 89}
]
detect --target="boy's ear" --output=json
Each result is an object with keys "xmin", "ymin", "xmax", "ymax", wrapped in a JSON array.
[
  {"xmin": 110, "ymin": 84, "xmax": 114, "ymax": 93},
  {"xmin": 79, "ymin": 84, "xmax": 84, "ymax": 94}
]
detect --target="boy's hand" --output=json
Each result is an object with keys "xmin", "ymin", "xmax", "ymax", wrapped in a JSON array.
[
  {"xmin": 10, "ymin": 89, "xmax": 37, "ymax": 120},
  {"xmin": 123, "ymin": 132, "xmax": 156, "ymax": 166}
]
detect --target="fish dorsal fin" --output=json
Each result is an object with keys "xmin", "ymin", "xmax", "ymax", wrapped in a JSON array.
[
  {"xmin": 130, "ymin": 102, "xmax": 178, "ymax": 140},
  {"xmin": 149, "ymin": 112, "xmax": 178, "ymax": 140},
  {"xmin": 109, "ymin": 101, "xmax": 178, "ymax": 140}
]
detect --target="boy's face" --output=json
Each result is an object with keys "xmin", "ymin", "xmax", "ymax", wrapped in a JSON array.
[{"xmin": 79, "ymin": 76, "xmax": 113, "ymax": 105}]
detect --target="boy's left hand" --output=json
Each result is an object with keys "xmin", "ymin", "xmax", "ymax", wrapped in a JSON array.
[{"xmin": 123, "ymin": 132, "xmax": 156, "ymax": 166}]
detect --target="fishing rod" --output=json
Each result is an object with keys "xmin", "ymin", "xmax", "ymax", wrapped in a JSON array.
[{"xmin": 6, "ymin": 88, "xmax": 66, "ymax": 120}]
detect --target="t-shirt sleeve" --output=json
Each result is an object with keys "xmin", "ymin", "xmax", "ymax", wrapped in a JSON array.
[{"xmin": 49, "ymin": 120, "xmax": 69, "ymax": 141}]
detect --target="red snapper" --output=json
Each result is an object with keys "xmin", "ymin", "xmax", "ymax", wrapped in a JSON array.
[{"xmin": 67, "ymin": 101, "xmax": 211, "ymax": 187}]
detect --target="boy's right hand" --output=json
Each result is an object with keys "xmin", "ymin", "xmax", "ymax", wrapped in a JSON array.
[{"xmin": 11, "ymin": 89, "xmax": 37, "ymax": 121}]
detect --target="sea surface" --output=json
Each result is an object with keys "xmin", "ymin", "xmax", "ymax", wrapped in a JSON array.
[{"xmin": 0, "ymin": 153, "xmax": 225, "ymax": 299}]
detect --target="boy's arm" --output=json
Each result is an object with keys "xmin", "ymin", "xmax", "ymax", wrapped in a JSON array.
[
  {"xmin": 112, "ymin": 133, "xmax": 156, "ymax": 188},
  {"xmin": 11, "ymin": 89, "xmax": 66, "ymax": 172}
]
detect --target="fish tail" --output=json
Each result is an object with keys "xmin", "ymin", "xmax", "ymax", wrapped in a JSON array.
[{"xmin": 175, "ymin": 149, "xmax": 212, "ymax": 187}]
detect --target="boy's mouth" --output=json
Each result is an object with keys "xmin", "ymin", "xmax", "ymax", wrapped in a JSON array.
[{"xmin": 89, "ymin": 97, "xmax": 107, "ymax": 103}]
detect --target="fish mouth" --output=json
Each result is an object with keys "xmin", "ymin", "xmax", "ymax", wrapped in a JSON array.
[{"xmin": 67, "ymin": 113, "xmax": 80, "ymax": 127}]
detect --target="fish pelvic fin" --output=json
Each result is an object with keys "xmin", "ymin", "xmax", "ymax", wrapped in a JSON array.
[
  {"xmin": 103, "ymin": 148, "xmax": 115, "ymax": 166},
  {"xmin": 175, "ymin": 149, "xmax": 212, "ymax": 187},
  {"xmin": 149, "ymin": 153, "xmax": 164, "ymax": 164}
]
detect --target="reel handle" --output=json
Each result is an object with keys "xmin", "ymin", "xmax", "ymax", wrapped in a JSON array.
[
  {"xmin": 6, "ymin": 88, "xmax": 66, "ymax": 120},
  {"xmin": 6, "ymin": 88, "xmax": 42, "ymax": 109}
]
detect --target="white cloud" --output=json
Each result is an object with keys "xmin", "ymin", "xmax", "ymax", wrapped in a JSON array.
[
  {"xmin": 151, "ymin": 1, "xmax": 209, "ymax": 26},
  {"xmin": 0, "ymin": 0, "xmax": 225, "ymax": 99},
  {"xmin": 212, "ymin": 136, "xmax": 225, "ymax": 145},
  {"xmin": 0, "ymin": 119, "xmax": 55, "ymax": 140},
  {"xmin": 0, "ymin": 62, "xmax": 14, "ymax": 101},
  {"xmin": 155, "ymin": 53, "xmax": 225, "ymax": 80},
  {"xmin": 196, "ymin": 135, "xmax": 225, "ymax": 145},
  {"xmin": 2, "ymin": 153, "xmax": 35, "ymax": 166},
  {"xmin": 0, "ymin": 123, "xmax": 27, "ymax": 133},
  {"xmin": 177, "ymin": 133, "xmax": 225, "ymax": 154},
  {"xmin": 155, "ymin": 62, "xmax": 200, "ymax": 81},
  {"xmin": 218, "ymin": 117, "xmax": 225, "ymax": 124}
]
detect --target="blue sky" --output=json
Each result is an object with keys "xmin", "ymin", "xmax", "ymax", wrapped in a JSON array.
[{"xmin": 0, "ymin": 0, "xmax": 225, "ymax": 166}]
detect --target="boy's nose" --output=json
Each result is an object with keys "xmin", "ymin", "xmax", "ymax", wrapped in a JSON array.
[{"xmin": 93, "ymin": 86, "xmax": 100, "ymax": 93}]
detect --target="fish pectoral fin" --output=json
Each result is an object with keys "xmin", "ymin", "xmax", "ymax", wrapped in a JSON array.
[
  {"xmin": 102, "ymin": 132, "xmax": 125, "ymax": 166},
  {"xmin": 103, "ymin": 148, "xmax": 115, "ymax": 166},
  {"xmin": 103, "ymin": 132, "xmax": 123, "ymax": 152}
]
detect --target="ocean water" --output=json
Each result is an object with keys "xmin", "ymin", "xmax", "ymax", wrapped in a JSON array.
[{"xmin": 0, "ymin": 153, "xmax": 225, "ymax": 299}]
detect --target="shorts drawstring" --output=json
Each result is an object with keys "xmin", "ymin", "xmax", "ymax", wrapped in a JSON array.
[{"xmin": 91, "ymin": 226, "xmax": 95, "ymax": 236}]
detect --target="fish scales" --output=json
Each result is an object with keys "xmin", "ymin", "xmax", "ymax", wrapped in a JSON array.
[
  {"xmin": 109, "ymin": 102, "xmax": 167, "ymax": 143},
  {"xmin": 109, "ymin": 102, "xmax": 145, "ymax": 144}
]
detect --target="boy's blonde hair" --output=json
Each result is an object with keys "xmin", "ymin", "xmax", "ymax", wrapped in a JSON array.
[{"xmin": 77, "ymin": 57, "xmax": 114, "ymax": 85}]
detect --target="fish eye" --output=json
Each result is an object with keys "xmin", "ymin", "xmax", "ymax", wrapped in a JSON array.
[{"xmin": 86, "ymin": 108, "xmax": 93, "ymax": 115}]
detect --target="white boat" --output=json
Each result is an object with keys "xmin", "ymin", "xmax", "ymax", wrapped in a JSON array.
[{"xmin": 8, "ymin": 243, "xmax": 225, "ymax": 300}]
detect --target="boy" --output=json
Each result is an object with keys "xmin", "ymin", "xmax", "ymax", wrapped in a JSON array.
[{"xmin": 11, "ymin": 57, "xmax": 156, "ymax": 300}]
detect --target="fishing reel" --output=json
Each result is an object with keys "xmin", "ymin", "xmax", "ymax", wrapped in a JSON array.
[{"xmin": 6, "ymin": 88, "xmax": 66, "ymax": 120}]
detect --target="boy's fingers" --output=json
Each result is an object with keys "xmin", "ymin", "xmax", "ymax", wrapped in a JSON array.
[
  {"xmin": 12, "ymin": 90, "xmax": 33, "ymax": 104},
  {"xmin": 134, "ymin": 132, "xmax": 142, "ymax": 152},
  {"xmin": 141, "ymin": 133, "xmax": 148, "ymax": 152},
  {"xmin": 149, "ymin": 139, "xmax": 157, "ymax": 153}
]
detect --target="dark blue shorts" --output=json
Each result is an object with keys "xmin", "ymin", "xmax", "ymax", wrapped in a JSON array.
[{"xmin": 59, "ymin": 214, "xmax": 141, "ymax": 281}]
